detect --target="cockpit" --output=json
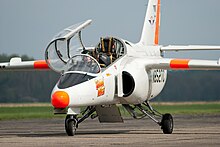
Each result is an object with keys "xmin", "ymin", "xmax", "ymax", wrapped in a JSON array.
[
  {"xmin": 45, "ymin": 20, "xmax": 126, "ymax": 88},
  {"xmin": 82, "ymin": 37, "xmax": 125, "ymax": 68}
]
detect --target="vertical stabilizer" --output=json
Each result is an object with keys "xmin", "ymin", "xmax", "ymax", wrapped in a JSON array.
[{"xmin": 139, "ymin": 0, "xmax": 161, "ymax": 46}]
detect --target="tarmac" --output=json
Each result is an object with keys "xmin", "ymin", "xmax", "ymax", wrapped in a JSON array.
[{"xmin": 0, "ymin": 114, "xmax": 220, "ymax": 147}]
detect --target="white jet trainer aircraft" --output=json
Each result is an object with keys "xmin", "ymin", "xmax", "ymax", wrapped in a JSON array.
[{"xmin": 1, "ymin": 0, "xmax": 220, "ymax": 136}]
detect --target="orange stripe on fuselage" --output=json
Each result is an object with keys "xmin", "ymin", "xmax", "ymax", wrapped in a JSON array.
[
  {"xmin": 34, "ymin": 60, "xmax": 49, "ymax": 69},
  {"xmin": 170, "ymin": 59, "xmax": 190, "ymax": 69},
  {"xmin": 154, "ymin": 0, "xmax": 160, "ymax": 45}
]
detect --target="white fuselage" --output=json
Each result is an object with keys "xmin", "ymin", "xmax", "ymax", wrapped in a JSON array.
[{"xmin": 52, "ymin": 39, "xmax": 167, "ymax": 107}]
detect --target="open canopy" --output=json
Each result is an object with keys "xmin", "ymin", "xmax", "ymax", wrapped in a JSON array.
[{"xmin": 45, "ymin": 20, "xmax": 92, "ymax": 73}]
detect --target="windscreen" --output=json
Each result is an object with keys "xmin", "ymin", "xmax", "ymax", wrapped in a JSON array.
[
  {"xmin": 57, "ymin": 54, "xmax": 101, "ymax": 89},
  {"xmin": 64, "ymin": 54, "xmax": 101, "ymax": 74},
  {"xmin": 58, "ymin": 73, "xmax": 95, "ymax": 89}
]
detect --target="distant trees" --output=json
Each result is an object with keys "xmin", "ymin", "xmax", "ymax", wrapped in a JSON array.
[
  {"xmin": 156, "ymin": 70, "xmax": 220, "ymax": 102},
  {"xmin": 0, "ymin": 54, "xmax": 59, "ymax": 103},
  {"xmin": 0, "ymin": 71, "xmax": 59, "ymax": 103},
  {"xmin": 0, "ymin": 53, "xmax": 34, "ymax": 62}
]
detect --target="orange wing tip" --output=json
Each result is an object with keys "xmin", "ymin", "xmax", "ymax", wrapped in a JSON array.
[
  {"xmin": 170, "ymin": 59, "xmax": 190, "ymax": 69},
  {"xmin": 51, "ymin": 91, "xmax": 70, "ymax": 108},
  {"xmin": 34, "ymin": 60, "xmax": 49, "ymax": 69}
]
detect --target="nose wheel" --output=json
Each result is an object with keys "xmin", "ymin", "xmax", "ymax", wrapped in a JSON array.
[
  {"xmin": 65, "ymin": 115, "xmax": 77, "ymax": 136},
  {"xmin": 65, "ymin": 106, "xmax": 96, "ymax": 136}
]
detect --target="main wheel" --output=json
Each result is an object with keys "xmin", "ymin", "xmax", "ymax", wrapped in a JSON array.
[
  {"xmin": 65, "ymin": 115, "xmax": 77, "ymax": 136},
  {"xmin": 161, "ymin": 113, "xmax": 173, "ymax": 134}
]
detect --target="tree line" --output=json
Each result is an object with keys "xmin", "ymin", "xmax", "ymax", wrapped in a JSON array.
[
  {"xmin": 0, "ymin": 54, "xmax": 59, "ymax": 103},
  {"xmin": 156, "ymin": 70, "xmax": 220, "ymax": 102}
]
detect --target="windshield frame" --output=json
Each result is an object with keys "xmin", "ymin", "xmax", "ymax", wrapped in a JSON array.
[{"xmin": 63, "ymin": 70, "xmax": 99, "ymax": 77}]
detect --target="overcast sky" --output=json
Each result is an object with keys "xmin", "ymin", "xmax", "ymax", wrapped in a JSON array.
[{"xmin": 0, "ymin": 0, "xmax": 220, "ymax": 60}]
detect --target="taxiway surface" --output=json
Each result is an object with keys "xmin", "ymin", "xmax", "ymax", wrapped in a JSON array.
[{"xmin": 0, "ymin": 115, "xmax": 220, "ymax": 147}]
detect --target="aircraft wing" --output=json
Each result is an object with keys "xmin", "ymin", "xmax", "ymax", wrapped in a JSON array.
[
  {"xmin": 0, "ymin": 57, "xmax": 50, "ymax": 71},
  {"xmin": 160, "ymin": 45, "xmax": 220, "ymax": 51},
  {"xmin": 145, "ymin": 58, "xmax": 220, "ymax": 70}
]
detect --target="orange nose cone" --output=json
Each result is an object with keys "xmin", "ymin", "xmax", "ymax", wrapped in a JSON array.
[{"xmin": 51, "ymin": 91, "xmax": 70, "ymax": 108}]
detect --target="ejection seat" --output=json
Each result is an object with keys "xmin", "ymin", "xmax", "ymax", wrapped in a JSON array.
[{"xmin": 95, "ymin": 37, "xmax": 116, "ymax": 67}]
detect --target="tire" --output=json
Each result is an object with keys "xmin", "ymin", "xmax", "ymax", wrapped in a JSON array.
[
  {"xmin": 161, "ymin": 113, "xmax": 173, "ymax": 134},
  {"xmin": 65, "ymin": 115, "xmax": 77, "ymax": 136}
]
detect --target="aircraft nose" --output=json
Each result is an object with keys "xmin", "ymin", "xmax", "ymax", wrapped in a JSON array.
[{"xmin": 51, "ymin": 91, "xmax": 70, "ymax": 108}]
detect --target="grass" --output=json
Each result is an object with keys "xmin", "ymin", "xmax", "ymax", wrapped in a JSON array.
[
  {"xmin": 117, "ymin": 102, "xmax": 220, "ymax": 116},
  {"xmin": 0, "ymin": 106, "xmax": 66, "ymax": 120},
  {"xmin": 0, "ymin": 106, "xmax": 52, "ymax": 120},
  {"xmin": 0, "ymin": 102, "xmax": 220, "ymax": 120},
  {"xmin": 152, "ymin": 103, "xmax": 220, "ymax": 114}
]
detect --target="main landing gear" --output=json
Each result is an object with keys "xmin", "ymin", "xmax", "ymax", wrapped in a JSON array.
[
  {"xmin": 65, "ymin": 102, "xmax": 173, "ymax": 136},
  {"xmin": 65, "ymin": 106, "xmax": 96, "ymax": 136},
  {"xmin": 123, "ymin": 101, "xmax": 173, "ymax": 134}
]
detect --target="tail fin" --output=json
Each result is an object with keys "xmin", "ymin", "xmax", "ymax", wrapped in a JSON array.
[{"xmin": 139, "ymin": 0, "xmax": 161, "ymax": 46}]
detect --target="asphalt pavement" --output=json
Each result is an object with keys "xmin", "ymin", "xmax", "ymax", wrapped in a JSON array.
[{"xmin": 0, "ymin": 114, "xmax": 220, "ymax": 147}]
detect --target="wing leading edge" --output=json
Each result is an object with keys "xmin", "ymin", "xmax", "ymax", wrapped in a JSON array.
[
  {"xmin": 150, "ymin": 45, "xmax": 220, "ymax": 70},
  {"xmin": 0, "ymin": 57, "xmax": 50, "ymax": 71},
  {"xmin": 145, "ymin": 58, "xmax": 220, "ymax": 70}
]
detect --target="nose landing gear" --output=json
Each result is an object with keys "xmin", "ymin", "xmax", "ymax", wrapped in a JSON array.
[
  {"xmin": 65, "ymin": 115, "xmax": 77, "ymax": 136},
  {"xmin": 65, "ymin": 106, "xmax": 96, "ymax": 136}
]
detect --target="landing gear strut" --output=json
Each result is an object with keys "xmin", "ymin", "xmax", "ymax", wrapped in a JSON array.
[
  {"xmin": 123, "ymin": 101, "xmax": 173, "ymax": 134},
  {"xmin": 65, "ymin": 106, "xmax": 96, "ymax": 136}
]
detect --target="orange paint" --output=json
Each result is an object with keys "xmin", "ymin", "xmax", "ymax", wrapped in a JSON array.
[
  {"xmin": 154, "ymin": 0, "xmax": 160, "ymax": 45},
  {"xmin": 34, "ymin": 60, "xmax": 49, "ymax": 69},
  {"xmin": 170, "ymin": 59, "xmax": 190, "ymax": 69},
  {"xmin": 51, "ymin": 91, "xmax": 70, "ymax": 108},
  {"xmin": 97, "ymin": 87, "xmax": 105, "ymax": 97},
  {"xmin": 96, "ymin": 79, "xmax": 104, "ymax": 90},
  {"xmin": 95, "ymin": 79, "xmax": 105, "ymax": 97}
]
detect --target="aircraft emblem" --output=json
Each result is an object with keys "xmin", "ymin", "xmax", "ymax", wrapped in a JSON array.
[
  {"xmin": 148, "ymin": 16, "xmax": 155, "ymax": 25},
  {"xmin": 95, "ymin": 78, "xmax": 105, "ymax": 97}
]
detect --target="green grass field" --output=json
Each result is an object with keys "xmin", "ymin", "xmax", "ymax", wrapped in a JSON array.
[
  {"xmin": 0, "ymin": 106, "xmax": 56, "ymax": 120},
  {"xmin": 0, "ymin": 102, "xmax": 220, "ymax": 120}
]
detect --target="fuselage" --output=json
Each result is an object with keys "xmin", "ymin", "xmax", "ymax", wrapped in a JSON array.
[{"xmin": 51, "ymin": 37, "xmax": 167, "ymax": 108}]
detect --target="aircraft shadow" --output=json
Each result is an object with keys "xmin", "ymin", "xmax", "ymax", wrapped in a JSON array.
[
  {"xmin": 15, "ymin": 130, "xmax": 220, "ymax": 138},
  {"xmin": 16, "ymin": 130, "xmax": 130, "ymax": 137}
]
